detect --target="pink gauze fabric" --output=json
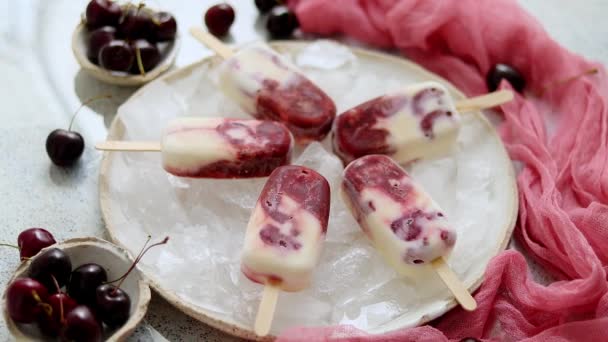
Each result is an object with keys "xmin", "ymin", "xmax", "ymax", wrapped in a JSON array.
[{"xmin": 277, "ymin": 0, "xmax": 608, "ymax": 341}]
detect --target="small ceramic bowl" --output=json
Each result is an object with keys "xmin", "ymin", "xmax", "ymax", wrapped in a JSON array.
[
  {"xmin": 72, "ymin": 21, "xmax": 180, "ymax": 86},
  {"xmin": 1, "ymin": 237, "xmax": 151, "ymax": 341}
]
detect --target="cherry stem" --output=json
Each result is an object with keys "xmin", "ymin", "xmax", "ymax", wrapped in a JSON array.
[
  {"xmin": 0, "ymin": 243, "xmax": 19, "ymax": 250},
  {"xmin": 110, "ymin": 236, "xmax": 169, "ymax": 295},
  {"xmin": 105, "ymin": 235, "xmax": 151, "ymax": 285},
  {"xmin": 539, "ymin": 68, "xmax": 599, "ymax": 97},
  {"xmin": 68, "ymin": 94, "xmax": 112, "ymax": 131},
  {"xmin": 135, "ymin": 46, "xmax": 146, "ymax": 76},
  {"xmin": 51, "ymin": 275, "xmax": 61, "ymax": 294}
]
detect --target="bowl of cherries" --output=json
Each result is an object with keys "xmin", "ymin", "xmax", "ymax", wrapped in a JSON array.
[
  {"xmin": 2, "ymin": 234, "xmax": 167, "ymax": 341},
  {"xmin": 72, "ymin": 0, "xmax": 180, "ymax": 86}
]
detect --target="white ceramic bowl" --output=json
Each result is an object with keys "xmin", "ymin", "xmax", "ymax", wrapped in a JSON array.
[
  {"xmin": 72, "ymin": 20, "xmax": 180, "ymax": 86},
  {"xmin": 1, "ymin": 237, "xmax": 151, "ymax": 341}
]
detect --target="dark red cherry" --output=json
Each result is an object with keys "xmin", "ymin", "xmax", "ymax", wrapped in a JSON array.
[
  {"xmin": 93, "ymin": 235, "xmax": 169, "ymax": 328},
  {"xmin": 37, "ymin": 293, "xmax": 78, "ymax": 337},
  {"xmin": 255, "ymin": 0, "xmax": 278, "ymax": 13},
  {"xmin": 95, "ymin": 284, "xmax": 131, "ymax": 328},
  {"xmin": 266, "ymin": 6, "xmax": 298, "ymax": 39},
  {"xmin": 29, "ymin": 248, "xmax": 72, "ymax": 292},
  {"xmin": 85, "ymin": 0, "xmax": 122, "ymax": 29},
  {"xmin": 46, "ymin": 129, "xmax": 85, "ymax": 167},
  {"xmin": 486, "ymin": 63, "xmax": 525, "ymax": 92},
  {"xmin": 151, "ymin": 11, "xmax": 177, "ymax": 41},
  {"xmin": 118, "ymin": 6, "xmax": 153, "ymax": 40},
  {"xmin": 87, "ymin": 26, "xmax": 116, "ymax": 63},
  {"xmin": 68, "ymin": 263, "xmax": 108, "ymax": 306},
  {"xmin": 204, "ymin": 3, "xmax": 235, "ymax": 37},
  {"xmin": 99, "ymin": 40, "xmax": 134, "ymax": 72},
  {"xmin": 130, "ymin": 39, "xmax": 161, "ymax": 74},
  {"xmin": 6, "ymin": 278, "xmax": 49, "ymax": 323},
  {"xmin": 17, "ymin": 228, "xmax": 56, "ymax": 260},
  {"xmin": 62, "ymin": 305, "xmax": 102, "ymax": 342}
]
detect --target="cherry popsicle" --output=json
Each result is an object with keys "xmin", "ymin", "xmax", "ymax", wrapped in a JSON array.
[
  {"xmin": 341, "ymin": 155, "xmax": 476, "ymax": 311},
  {"xmin": 189, "ymin": 27, "xmax": 337, "ymax": 143},
  {"xmin": 96, "ymin": 117, "xmax": 293, "ymax": 178},
  {"xmin": 333, "ymin": 81, "xmax": 513, "ymax": 165},
  {"xmin": 241, "ymin": 165, "xmax": 330, "ymax": 336}
]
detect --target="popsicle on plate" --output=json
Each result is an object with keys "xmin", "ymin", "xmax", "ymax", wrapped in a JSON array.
[
  {"xmin": 160, "ymin": 117, "xmax": 293, "ymax": 178},
  {"xmin": 333, "ymin": 81, "xmax": 461, "ymax": 165},
  {"xmin": 241, "ymin": 165, "xmax": 330, "ymax": 292},
  {"xmin": 219, "ymin": 44, "xmax": 337, "ymax": 143},
  {"xmin": 341, "ymin": 154, "xmax": 457, "ymax": 276}
]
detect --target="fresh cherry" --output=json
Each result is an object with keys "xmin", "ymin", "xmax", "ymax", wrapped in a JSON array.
[
  {"xmin": 37, "ymin": 293, "xmax": 78, "ymax": 337},
  {"xmin": 99, "ymin": 40, "xmax": 134, "ymax": 72},
  {"xmin": 204, "ymin": 3, "xmax": 235, "ymax": 37},
  {"xmin": 62, "ymin": 305, "xmax": 102, "ymax": 342},
  {"xmin": 46, "ymin": 94, "xmax": 111, "ymax": 167},
  {"xmin": 118, "ymin": 5, "xmax": 153, "ymax": 40},
  {"xmin": 68, "ymin": 263, "xmax": 108, "ymax": 305},
  {"xmin": 151, "ymin": 11, "xmax": 177, "ymax": 41},
  {"xmin": 486, "ymin": 63, "xmax": 525, "ymax": 93},
  {"xmin": 29, "ymin": 248, "xmax": 72, "ymax": 291},
  {"xmin": 130, "ymin": 39, "xmax": 161, "ymax": 74},
  {"xmin": 6, "ymin": 278, "xmax": 49, "ymax": 323},
  {"xmin": 85, "ymin": 0, "xmax": 122, "ymax": 29},
  {"xmin": 87, "ymin": 26, "xmax": 116, "ymax": 62},
  {"xmin": 46, "ymin": 129, "xmax": 85, "ymax": 167},
  {"xmin": 95, "ymin": 283, "xmax": 131, "ymax": 327},
  {"xmin": 17, "ymin": 228, "xmax": 56, "ymax": 260},
  {"xmin": 95, "ymin": 236, "xmax": 169, "ymax": 328},
  {"xmin": 266, "ymin": 6, "xmax": 299, "ymax": 39},
  {"xmin": 255, "ymin": 0, "xmax": 278, "ymax": 13}
]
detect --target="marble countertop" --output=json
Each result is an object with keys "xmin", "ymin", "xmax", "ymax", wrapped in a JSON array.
[{"xmin": 1, "ymin": 0, "xmax": 606, "ymax": 340}]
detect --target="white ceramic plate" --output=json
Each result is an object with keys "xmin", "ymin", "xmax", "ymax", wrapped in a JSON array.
[{"xmin": 99, "ymin": 41, "xmax": 517, "ymax": 340}]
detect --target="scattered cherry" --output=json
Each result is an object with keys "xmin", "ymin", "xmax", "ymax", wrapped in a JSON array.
[
  {"xmin": 87, "ymin": 26, "xmax": 116, "ymax": 62},
  {"xmin": 486, "ymin": 63, "xmax": 525, "ymax": 93},
  {"xmin": 99, "ymin": 40, "xmax": 134, "ymax": 72},
  {"xmin": 68, "ymin": 263, "xmax": 108, "ymax": 305},
  {"xmin": 29, "ymin": 248, "xmax": 72, "ymax": 291},
  {"xmin": 62, "ymin": 305, "xmax": 102, "ymax": 342},
  {"xmin": 46, "ymin": 94, "xmax": 111, "ymax": 167},
  {"xmin": 131, "ymin": 39, "xmax": 161, "ymax": 74},
  {"xmin": 255, "ymin": 0, "xmax": 278, "ymax": 13},
  {"xmin": 37, "ymin": 293, "xmax": 78, "ymax": 337},
  {"xmin": 46, "ymin": 129, "xmax": 85, "ymax": 167},
  {"xmin": 266, "ymin": 6, "xmax": 299, "ymax": 39},
  {"xmin": 86, "ymin": 0, "xmax": 122, "ymax": 29},
  {"xmin": 204, "ymin": 3, "xmax": 235, "ymax": 37},
  {"xmin": 17, "ymin": 228, "xmax": 56, "ymax": 260},
  {"xmin": 151, "ymin": 11, "xmax": 177, "ymax": 41},
  {"xmin": 6, "ymin": 278, "xmax": 49, "ymax": 323},
  {"xmin": 95, "ymin": 236, "xmax": 169, "ymax": 328},
  {"xmin": 118, "ymin": 5, "xmax": 153, "ymax": 40}
]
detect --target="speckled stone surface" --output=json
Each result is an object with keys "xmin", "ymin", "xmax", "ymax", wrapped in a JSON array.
[{"xmin": 1, "ymin": 0, "xmax": 607, "ymax": 341}]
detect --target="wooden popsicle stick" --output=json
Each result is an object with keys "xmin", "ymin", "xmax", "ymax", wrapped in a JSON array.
[
  {"xmin": 95, "ymin": 141, "xmax": 161, "ymax": 152},
  {"xmin": 455, "ymin": 89, "xmax": 514, "ymax": 113},
  {"xmin": 254, "ymin": 285, "xmax": 280, "ymax": 336},
  {"xmin": 189, "ymin": 27, "xmax": 235, "ymax": 59},
  {"xmin": 431, "ymin": 257, "xmax": 477, "ymax": 311}
]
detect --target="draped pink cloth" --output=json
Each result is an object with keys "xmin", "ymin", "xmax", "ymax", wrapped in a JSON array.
[{"xmin": 277, "ymin": 0, "xmax": 608, "ymax": 341}]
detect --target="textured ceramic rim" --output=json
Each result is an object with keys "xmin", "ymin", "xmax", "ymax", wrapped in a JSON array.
[
  {"xmin": 71, "ymin": 22, "xmax": 181, "ymax": 87},
  {"xmin": 1, "ymin": 237, "xmax": 152, "ymax": 342},
  {"xmin": 98, "ymin": 41, "xmax": 519, "ymax": 341}
]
